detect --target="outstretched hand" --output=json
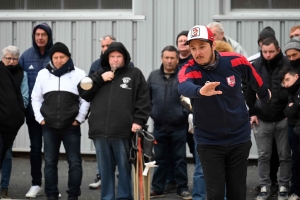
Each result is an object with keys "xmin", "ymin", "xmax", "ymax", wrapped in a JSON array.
[{"xmin": 200, "ymin": 82, "xmax": 222, "ymax": 96}]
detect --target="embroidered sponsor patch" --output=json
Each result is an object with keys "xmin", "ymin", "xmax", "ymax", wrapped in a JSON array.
[
  {"xmin": 120, "ymin": 77, "xmax": 132, "ymax": 89},
  {"xmin": 226, "ymin": 75, "xmax": 235, "ymax": 87}
]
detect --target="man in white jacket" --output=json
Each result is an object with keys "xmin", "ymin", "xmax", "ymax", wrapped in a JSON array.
[{"xmin": 31, "ymin": 42, "xmax": 90, "ymax": 200}]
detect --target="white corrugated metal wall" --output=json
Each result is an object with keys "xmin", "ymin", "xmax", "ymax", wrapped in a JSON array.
[{"xmin": 0, "ymin": 0, "xmax": 299, "ymax": 157}]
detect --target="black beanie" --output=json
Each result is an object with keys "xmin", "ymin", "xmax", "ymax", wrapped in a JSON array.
[
  {"xmin": 176, "ymin": 31, "xmax": 189, "ymax": 46},
  {"xmin": 49, "ymin": 42, "xmax": 71, "ymax": 58},
  {"xmin": 257, "ymin": 26, "xmax": 276, "ymax": 44}
]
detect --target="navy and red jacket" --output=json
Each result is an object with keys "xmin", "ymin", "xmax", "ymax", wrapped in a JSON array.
[{"xmin": 178, "ymin": 51, "xmax": 270, "ymax": 147}]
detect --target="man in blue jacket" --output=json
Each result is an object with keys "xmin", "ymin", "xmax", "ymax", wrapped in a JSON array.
[
  {"xmin": 148, "ymin": 45, "xmax": 192, "ymax": 199},
  {"xmin": 178, "ymin": 25, "xmax": 271, "ymax": 200},
  {"xmin": 19, "ymin": 22, "xmax": 53, "ymax": 198}
]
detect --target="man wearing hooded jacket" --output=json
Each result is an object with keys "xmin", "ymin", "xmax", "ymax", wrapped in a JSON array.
[
  {"xmin": 245, "ymin": 37, "xmax": 291, "ymax": 200},
  {"xmin": 19, "ymin": 22, "xmax": 53, "ymax": 198},
  {"xmin": 78, "ymin": 42, "xmax": 151, "ymax": 200}
]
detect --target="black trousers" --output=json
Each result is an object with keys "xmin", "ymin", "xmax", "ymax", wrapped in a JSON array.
[
  {"xmin": 0, "ymin": 131, "xmax": 17, "ymax": 170},
  {"xmin": 270, "ymin": 138, "xmax": 279, "ymax": 184},
  {"xmin": 197, "ymin": 141, "xmax": 252, "ymax": 200}
]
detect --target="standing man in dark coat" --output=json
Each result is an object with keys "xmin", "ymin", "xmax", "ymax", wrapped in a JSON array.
[
  {"xmin": 148, "ymin": 45, "xmax": 192, "ymax": 199},
  {"xmin": 0, "ymin": 53, "xmax": 25, "ymax": 170},
  {"xmin": 78, "ymin": 42, "xmax": 151, "ymax": 200},
  {"xmin": 245, "ymin": 37, "xmax": 291, "ymax": 200}
]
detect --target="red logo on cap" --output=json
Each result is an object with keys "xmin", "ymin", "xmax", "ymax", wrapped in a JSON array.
[
  {"xmin": 191, "ymin": 27, "xmax": 199, "ymax": 37},
  {"xmin": 226, "ymin": 75, "xmax": 236, "ymax": 87}
]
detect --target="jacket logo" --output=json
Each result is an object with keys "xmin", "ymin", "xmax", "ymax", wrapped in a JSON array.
[
  {"xmin": 29, "ymin": 65, "xmax": 34, "ymax": 69},
  {"xmin": 120, "ymin": 77, "xmax": 131, "ymax": 89},
  {"xmin": 226, "ymin": 75, "xmax": 235, "ymax": 87}
]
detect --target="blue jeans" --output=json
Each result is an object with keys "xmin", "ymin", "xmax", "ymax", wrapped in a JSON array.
[
  {"xmin": 95, "ymin": 137, "xmax": 133, "ymax": 200},
  {"xmin": 26, "ymin": 114, "xmax": 43, "ymax": 186},
  {"xmin": 92, "ymin": 140, "xmax": 101, "ymax": 177},
  {"xmin": 151, "ymin": 128, "xmax": 189, "ymax": 195},
  {"xmin": 42, "ymin": 125, "xmax": 82, "ymax": 199},
  {"xmin": 1, "ymin": 145, "xmax": 12, "ymax": 189},
  {"xmin": 288, "ymin": 125, "xmax": 300, "ymax": 196},
  {"xmin": 193, "ymin": 139, "xmax": 206, "ymax": 200}
]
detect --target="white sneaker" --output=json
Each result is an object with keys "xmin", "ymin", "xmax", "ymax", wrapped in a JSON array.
[
  {"xmin": 89, "ymin": 180, "xmax": 101, "ymax": 189},
  {"xmin": 289, "ymin": 193, "xmax": 300, "ymax": 200},
  {"xmin": 278, "ymin": 186, "xmax": 288, "ymax": 200},
  {"xmin": 58, "ymin": 193, "xmax": 61, "ymax": 198},
  {"xmin": 25, "ymin": 186, "xmax": 41, "ymax": 198}
]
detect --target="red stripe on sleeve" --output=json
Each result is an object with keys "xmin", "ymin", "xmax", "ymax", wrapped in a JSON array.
[
  {"xmin": 219, "ymin": 52, "xmax": 241, "ymax": 57},
  {"xmin": 231, "ymin": 57, "xmax": 263, "ymax": 87},
  {"xmin": 178, "ymin": 59, "xmax": 202, "ymax": 83}
]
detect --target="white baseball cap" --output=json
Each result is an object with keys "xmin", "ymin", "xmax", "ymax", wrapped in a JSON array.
[{"xmin": 185, "ymin": 25, "xmax": 214, "ymax": 45}]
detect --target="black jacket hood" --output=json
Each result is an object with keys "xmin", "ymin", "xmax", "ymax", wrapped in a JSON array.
[
  {"xmin": 32, "ymin": 22, "xmax": 53, "ymax": 53},
  {"xmin": 101, "ymin": 42, "xmax": 131, "ymax": 68}
]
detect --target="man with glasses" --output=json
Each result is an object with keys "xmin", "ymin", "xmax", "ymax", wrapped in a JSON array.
[
  {"xmin": 19, "ymin": 22, "xmax": 54, "ymax": 199},
  {"xmin": 0, "ymin": 45, "xmax": 28, "ymax": 199}
]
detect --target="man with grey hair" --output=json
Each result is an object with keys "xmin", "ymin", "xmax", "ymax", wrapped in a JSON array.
[
  {"xmin": 0, "ymin": 45, "xmax": 28, "ymax": 198},
  {"xmin": 207, "ymin": 22, "xmax": 248, "ymax": 57}
]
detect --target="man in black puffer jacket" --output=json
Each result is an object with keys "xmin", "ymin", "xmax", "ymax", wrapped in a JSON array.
[{"xmin": 245, "ymin": 37, "xmax": 291, "ymax": 200}]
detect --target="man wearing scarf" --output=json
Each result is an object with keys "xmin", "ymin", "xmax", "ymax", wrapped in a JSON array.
[
  {"xmin": 245, "ymin": 37, "xmax": 291, "ymax": 200},
  {"xmin": 31, "ymin": 42, "xmax": 90, "ymax": 200},
  {"xmin": 0, "ymin": 45, "xmax": 28, "ymax": 199}
]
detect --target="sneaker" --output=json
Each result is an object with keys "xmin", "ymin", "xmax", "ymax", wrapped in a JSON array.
[
  {"xmin": 256, "ymin": 186, "xmax": 270, "ymax": 200},
  {"xmin": 89, "ymin": 174, "xmax": 101, "ymax": 189},
  {"xmin": 278, "ymin": 186, "xmax": 288, "ymax": 200},
  {"xmin": 289, "ymin": 193, "xmax": 300, "ymax": 200},
  {"xmin": 150, "ymin": 191, "xmax": 164, "ymax": 198},
  {"xmin": 270, "ymin": 183, "xmax": 279, "ymax": 197},
  {"xmin": 1, "ymin": 188, "xmax": 11, "ymax": 199},
  {"xmin": 178, "ymin": 191, "xmax": 192, "ymax": 200},
  {"xmin": 58, "ymin": 193, "xmax": 61, "ymax": 198},
  {"xmin": 25, "ymin": 185, "xmax": 41, "ymax": 198},
  {"xmin": 164, "ymin": 182, "xmax": 177, "ymax": 194}
]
